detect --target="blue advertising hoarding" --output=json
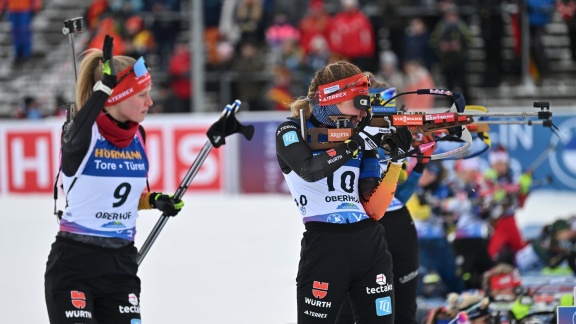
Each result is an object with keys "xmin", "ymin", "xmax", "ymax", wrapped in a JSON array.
[
  {"xmin": 557, "ymin": 306, "xmax": 576, "ymax": 323},
  {"xmin": 483, "ymin": 114, "xmax": 576, "ymax": 191}
]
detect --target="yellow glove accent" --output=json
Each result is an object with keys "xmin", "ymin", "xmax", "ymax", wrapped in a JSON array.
[
  {"xmin": 510, "ymin": 298, "xmax": 531, "ymax": 320},
  {"xmin": 519, "ymin": 173, "xmax": 532, "ymax": 194},
  {"xmin": 344, "ymin": 139, "xmax": 360, "ymax": 158},
  {"xmin": 493, "ymin": 189, "xmax": 506, "ymax": 202},
  {"xmin": 560, "ymin": 294, "xmax": 574, "ymax": 306},
  {"xmin": 484, "ymin": 168, "xmax": 498, "ymax": 181},
  {"xmin": 398, "ymin": 161, "xmax": 408, "ymax": 183},
  {"xmin": 167, "ymin": 193, "xmax": 185, "ymax": 210},
  {"xmin": 102, "ymin": 60, "xmax": 112, "ymax": 76}
]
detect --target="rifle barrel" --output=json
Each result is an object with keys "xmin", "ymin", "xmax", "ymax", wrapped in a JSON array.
[
  {"xmin": 475, "ymin": 120, "xmax": 547, "ymax": 125},
  {"xmin": 461, "ymin": 112, "xmax": 541, "ymax": 117}
]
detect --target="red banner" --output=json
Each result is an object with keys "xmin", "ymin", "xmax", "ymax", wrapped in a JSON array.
[
  {"xmin": 0, "ymin": 118, "xmax": 225, "ymax": 195},
  {"xmin": 6, "ymin": 131, "xmax": 55, "ymax": 193}
]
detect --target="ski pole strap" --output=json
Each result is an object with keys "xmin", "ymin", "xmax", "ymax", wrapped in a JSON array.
[{"xmin": 207, "ymin": 100, "xmax": 254, "ymax": 148}]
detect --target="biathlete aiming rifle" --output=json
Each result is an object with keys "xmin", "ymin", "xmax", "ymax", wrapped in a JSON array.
[
  {"xmin": 302, "ymin": 88, "xmax": 559, "ymax": 162},
  {"xmin": 302, "ymin": 89, "xmax": 474, "ymax": 161},
  {"xmin": 136, "ymin": 100, "xmax": 255, "ymax": 265}
]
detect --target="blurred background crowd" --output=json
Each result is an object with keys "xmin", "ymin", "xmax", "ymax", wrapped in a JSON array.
[
  {"xmin": 2, "ymin": 0, "xmax": 576, "ymax": 322},
  {"xmin": 1, "ymin": 0, "xmax": 575, "ymax": 118},
  {"xmin": 405, "ymin": 141, "xmax": 576, "ymax": 321}
]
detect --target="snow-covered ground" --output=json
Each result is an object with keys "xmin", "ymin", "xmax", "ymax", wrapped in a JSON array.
[{"xmin": 1, "ymin": 190, "xmax": 575, "ymax": 323}]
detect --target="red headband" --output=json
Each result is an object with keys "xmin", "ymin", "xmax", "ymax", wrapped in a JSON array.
[
  {"xmin": 317, "ymin": 73, "xmax": 369, "ymax": 105},
  {"xmin": 490, "ymin": 273, "xmax": 521, "ymax": 290},
  {"xmin": 105, "ymin": 65, "xmax": 152, "ymax": 106}
]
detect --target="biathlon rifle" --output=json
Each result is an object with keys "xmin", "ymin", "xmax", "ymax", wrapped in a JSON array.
[
  {"xmin": 455, "ymin": 101, "xmax": 558, "ymax": 160},
  {"xmin": 303, "ymin": 89, "xmax": 473, "ymax": 161},
  {"xmin": 302, "ymin": 88, "xmax": 558, "ymax": 161},
  {"xmin": 61, "ymin": 17, "xmax": 83, "ymax": 126},
  {"xmin": 53, "ymin": 17, "xmax": 84, "ymax": 220}
]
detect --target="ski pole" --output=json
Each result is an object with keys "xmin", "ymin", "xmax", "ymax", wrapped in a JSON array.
[{"xmin": 137, "ymin": 100, "xmax": 253, "ymax": 265}]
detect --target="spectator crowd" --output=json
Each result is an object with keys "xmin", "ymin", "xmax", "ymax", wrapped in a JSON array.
[{"xmin": 8, "ymin": 0, "xmax": 570, "ymax": 120}]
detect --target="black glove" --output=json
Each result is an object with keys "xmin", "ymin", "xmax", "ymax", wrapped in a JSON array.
[
  {"xmin": 101, "ymin": 35, "xmax": 117, "ymax": 89},
  {"xmin": 384, "ymin": 127, "xmax": 412, "ymax": 162},
  {"xmin": 149, "ymin": 192, "xmax": 184, "ymax": 217},
  {"xmin": 351, "ymin": 125, "xmax": 393, "ymax": 152},
  {"xmin": 344, "ymin": 136, "xmax": 362, "ymax": 158}
]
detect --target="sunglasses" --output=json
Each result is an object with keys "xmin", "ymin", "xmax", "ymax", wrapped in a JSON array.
[{"xmin": 116, "ymin": 57, "xmax": 149, "ymax": 85}]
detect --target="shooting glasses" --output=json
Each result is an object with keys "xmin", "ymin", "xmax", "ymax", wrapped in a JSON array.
[{"xmin": 117, "ymin": 57, "xmax": 149, "ymax": 85}]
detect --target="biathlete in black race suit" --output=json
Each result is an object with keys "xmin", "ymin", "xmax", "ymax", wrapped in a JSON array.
[
  {"xmin": 44, "ymin": 35, "xmax": 184, "ymax": 324},
  {"xmin": 276, "ymin": 61, "xmax": 412, "ymax": 323}
]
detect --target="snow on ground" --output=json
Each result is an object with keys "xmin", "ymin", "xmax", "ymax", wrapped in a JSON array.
[{"xmin": 1, "ymin": 190, "xmax": 575, "ymax": 323}]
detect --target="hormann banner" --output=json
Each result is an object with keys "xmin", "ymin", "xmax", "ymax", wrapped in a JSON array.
[{"xmin": 0, "ymin": 116, "xmax": 227, "ymax": 195}]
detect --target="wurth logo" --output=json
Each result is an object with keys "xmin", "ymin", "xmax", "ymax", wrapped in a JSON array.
[
  {"xmin": 312, "ymin": 281, "xmax": 329, "ymax": 299},
  {"xmin": 65, "ymin": 310, "xmax": 93, "ymax": 319},
  {"xmin": 305, "ymin": 297, "xmax": 332, "ymax": 308},
  {"xmin": 326, "ymin": 149, "xmax": 337, "ymax": 157},
  {"xmin": 71, "ymin": 291, "xmax": 86, "ymax": 309},
  {"xmin": 66, "ymin": 291, "xmax": 92, "ymax": 319}
]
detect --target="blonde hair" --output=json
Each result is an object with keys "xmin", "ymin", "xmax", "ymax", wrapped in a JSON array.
[
  {"xmin": 288, "ymin": 61, "xmax": 361, "ymax": 119},
  {"xmin": 75, "ymin": 49, "xmax": 136, "ymax": 109}
]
